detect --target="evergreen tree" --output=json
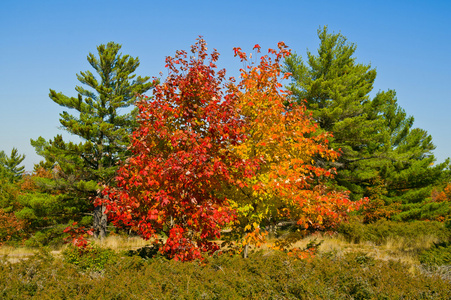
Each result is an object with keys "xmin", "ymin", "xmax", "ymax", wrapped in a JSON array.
[
  {"xmin": 376, "ymin": 90, "xmax": 448, "ymax": 204},
  {"xmin": 285, "ymin": 27, "xmax": 448, "ymax": 206},
  {"xmin": 31, "ymin": 42, "xmax": 155, "ymax": 237},
  {"xmin": 285, "ymin": 27, "xmax": 383, "ymax": 199},
  {"xmin": 0, "ymin": 148, "xmax": 25, "ymax": 183},
  {"xmin": 0, "ymin": 149, "xmax": 22, "ymax": 213}
]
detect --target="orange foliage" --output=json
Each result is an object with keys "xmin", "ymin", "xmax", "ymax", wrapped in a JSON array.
[
  {"xmin": 229, "ymin": 42, "xmax": 364, "ymax": 239},
  {"xmin": 19, "ymin": 167, "xmax": 53, "ymax": 192},
  {"xmin": 243, "ymin": 227, "xmax": 268, "ymax": 248},
  {"xmin": 0, "ymin": 209, "xmax": 26, "ymax": 245},
  {"xmin": 361, "ymin": 198, "xmax": 401, "ymax": 223},
  {"xmin": 445, "ymin": 183, "xmax": 451, "ymax": 198},
  {"xmin": 431, "ymin": 182, "xmax": 451, "ymax": 203}
]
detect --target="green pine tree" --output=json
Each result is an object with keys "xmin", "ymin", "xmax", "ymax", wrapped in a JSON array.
[
  {"xmin": 0, "ymin": 148, "xmax": 25, "ymax": 183},
  {"xmin": 0, "ymin": 149, "xmax": 24, "ymax": 215},
  {"xmin": 285, "ymin": 27, "xmax": 448, "ymax": 207},
  {"xmin": 285, "ymin": 27, "xmax": 384, "ymax": 199},
  {"xmin": 31, "ymin": 42, "xmax": 155, "ymax": 238},
  {"xmin": 376, "ymin": 90, "xmax": 448, "ymax": 204}
]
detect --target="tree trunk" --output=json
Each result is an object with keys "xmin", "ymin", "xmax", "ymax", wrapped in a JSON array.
[
  {"xmin": 242, "ymin": 244, "xmax": 249, "ymax": 259},
  {"xmin": 93, "ymin": 200, "xmax": 107, "ymax": 239}
]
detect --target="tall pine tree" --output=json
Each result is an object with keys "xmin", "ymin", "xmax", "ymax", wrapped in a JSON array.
[
  {"xmin": 0, "ymin": 148, "xmax": 25, "ymax": 183},
  {"xmin": 285, "ymin": 27, "xmax": 448, "ymax": 207},
  {"xmin": 375, "ymin": 90, "xmax": 447, "ymax": 204},
  {"xmin": 31, "ymin": 42, "xmax": 155, "ymax": 237}
]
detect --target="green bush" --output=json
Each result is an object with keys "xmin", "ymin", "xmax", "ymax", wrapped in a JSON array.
[
  {"xmin": 1, "ymin": 250, "xmax": 450, "ymax": 299},
  {"xmin": 338, "ymin": 219, "xmax": 451, "ymax": 246},
  {"xmin": 23, "ymin": 223, "xmax": 70, "ymax": 248},
  {"xmin": 62, "ymin": 243, "xmax": 118, "ymax": 272},
  {"xmin": 23, "ymin": 216, "xmax": 93, "ymax": 248},
  {"xmin": 419, "ymin": 242, "xmax": 451, "ymax": 266},
  {"xmin": 393, "ymin": 201, "xmax": 451, "ymax": 222}
]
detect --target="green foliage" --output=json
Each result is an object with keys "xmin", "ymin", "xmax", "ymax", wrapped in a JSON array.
[
  {"xmin": 0, "ymin": 162, "xmax": 94, "ymax": 246},
  {"xmin": 62, "ymin": 243, "xmax": 118, "ymax": 271},
  {"xmin": 31, "ymin": 42, "xmax": 154, "ymax": 188},
  {"xmin": 0, "ymin": 148, "xmax": 25, "ymax": 183},
  {"xmin": 23, "ymin": 221, "xmax": 89, "ymax": 248},
  {"xmin": 375, "ymin": 90, "xmax": 448, "ymax": 204},
  {"xmin": 393, "ymin": 200, "xmax": 451, "ymax": 222},
  {"xmin": 285, "ymin": 26, "xmax": 381, "ymax": 201},
  {"xmin": 15, "ymin": 192, "xmax": 91, "ymax": 230},
  {"xmin": 1, "ymin": 250, "xmax": 450, "ymax": 299},
  {"xmin": 419, "ymin": 242, "xmax": 451, "ymax": 266},
  {"xmin": 0, "ymin": 177, "xmax": 20, "ymax": 213},
  {"xmin": 30, "ymin": 42, "xmax": 155, "ymax": 238},
  {"xmin": 338, "ymin": 218, "xmax": 451, "ymax": 245}
]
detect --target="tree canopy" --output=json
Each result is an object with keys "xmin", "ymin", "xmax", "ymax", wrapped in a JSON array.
[{"xmin": 98, "ymin": 38, "xmax": 362, "ymax": 261}]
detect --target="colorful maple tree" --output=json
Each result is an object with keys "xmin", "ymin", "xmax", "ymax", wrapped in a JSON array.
[
  {"xmin": 98, "ymin": 39, "xmax": 364, "ymax": 260},
  {"xmin": 97, "ymin": 38, "xmax": 257, "ymax": 261},
  {"xmin": 226, "ymin": 43, "xmax": 364, "ymax": 250}
]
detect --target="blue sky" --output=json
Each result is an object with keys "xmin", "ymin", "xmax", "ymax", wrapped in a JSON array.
[{"xmin": 1, "ymin": 0, "xmax": 450, "ymax": 171}]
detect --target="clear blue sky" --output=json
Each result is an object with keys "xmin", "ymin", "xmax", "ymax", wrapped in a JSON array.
[{"xmin": 1, "ymin": 0, "xmax": 450, "ymax": 171}]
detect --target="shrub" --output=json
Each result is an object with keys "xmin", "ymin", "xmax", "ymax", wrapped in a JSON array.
[
  {"xmin": 338, "ymin": 218, "xmax": 450, "ymax": 246},
  {"xmin": 1, "ymin": 250, "xmax": 450, "ymax": 299},
  {"xmin": 393, "ymin": 201, "xmax": 451, "ymax": 222},
  {"xmin": 419, "ymin": 242, "xmax": 451, "ymax": 266},
  {"xmin": 62, "ymin": 243, "xmax": 118, "ymax": 272},
  {"xmin": 23, "ymin": 223, "xmax": 70, "ymax": 248},
  {"xmin": 0, "ymin": 209, "xmax": 26, "ymax": 245}
]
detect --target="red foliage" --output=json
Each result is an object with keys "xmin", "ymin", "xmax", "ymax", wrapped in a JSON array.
[
  {"xmin": 97, "ymin": 39, "xmax": 365, "ymax": 260},
  {"xmin": 63, "ymin": 222, "xmax": 93, "ymax": 250},
  {"xmin": 97, "ymin": 37, "xmax": 257, "ymax": 261}
]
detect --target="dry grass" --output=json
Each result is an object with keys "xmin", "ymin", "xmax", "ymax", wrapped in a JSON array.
[
  {"xmin": 0, "ymin": 235, "xmax": 152, "ymax": 263},
  {"xmin": 285, "ymin": 232, "xmax": 443, "ymax": 271},
  {"xmin": 0, "ymin": 245, "xmax": 36, "ymax": 256},
  {"xmin": 234, "ymin": 231, "xmax": 438, "ymax": 269},
  {"xmin": 91, "ymin": 234, "xmax": 150, "ymax": 251},
  {"xmin": 0, "ymin": 245, "xmax": 37, "ymax": 263},
  {"xmin": 383, "ymin": 234, "xmax": 439, "ymax": 252},
  {"xmin": 0, "ymin": 230, "xmax": 444, "ymax": 269}
]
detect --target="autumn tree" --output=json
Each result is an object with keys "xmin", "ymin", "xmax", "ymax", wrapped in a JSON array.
[
  {"xmin": 98, "ymin": 38, "xmax": 256, "ymax": 261},
  {"xmin": 226, "ymin": 43, "xmax": 362, "ymax": 256},
  {"xmin": 100, "ymin": 39, "xmax": 364, "ymax": 261},
  {"xmin": 0, "ymin": 209, "xmax": 26, "ymax": 245},
  {"xmin": 31, "ymin": 42, "xmax": 155, "ymax": 238}
]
